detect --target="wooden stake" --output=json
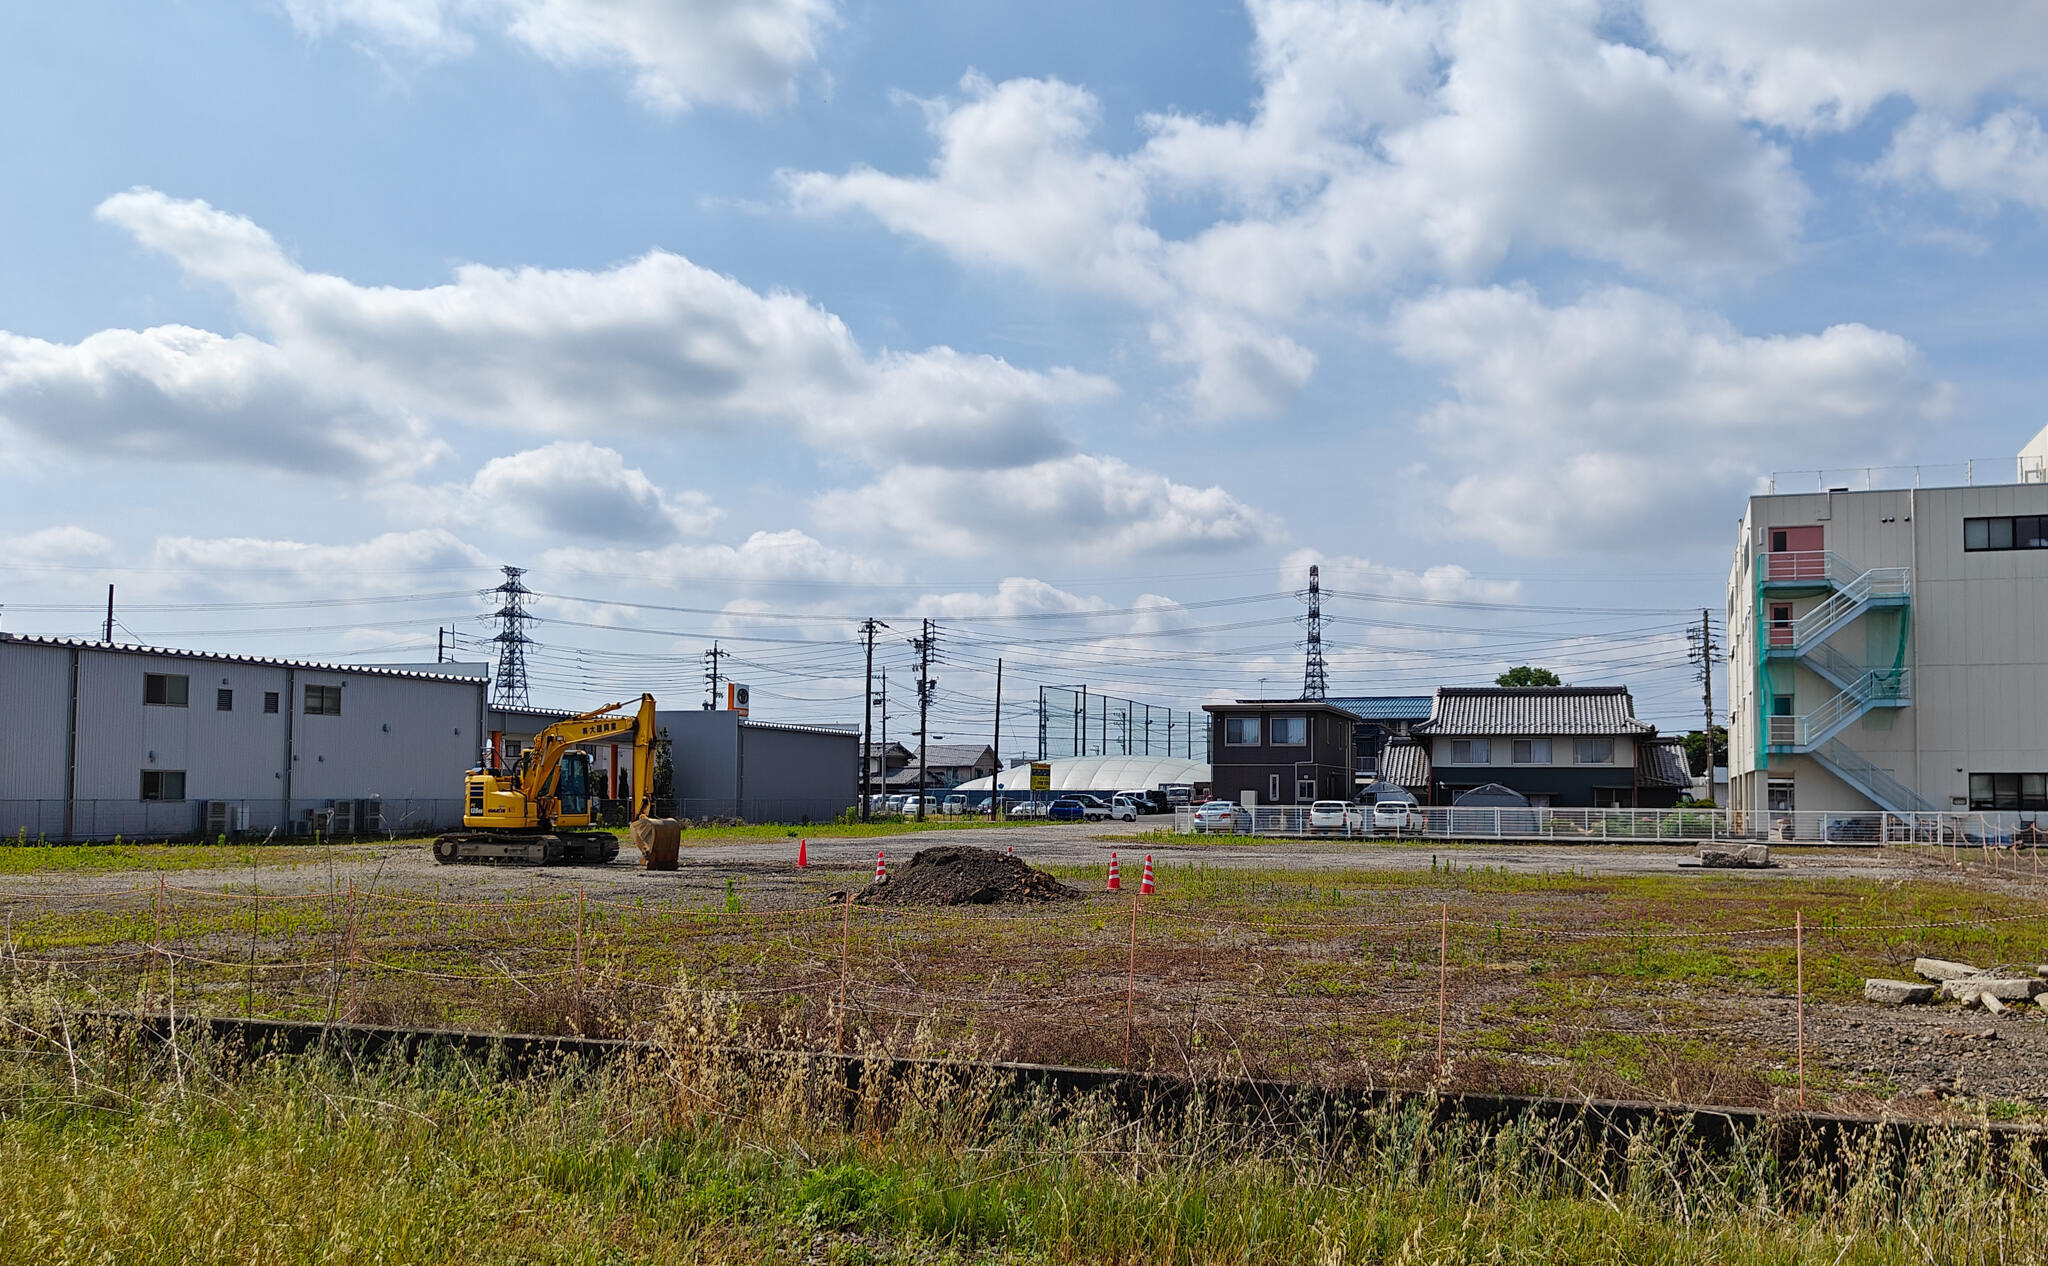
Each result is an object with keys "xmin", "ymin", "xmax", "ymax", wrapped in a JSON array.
[
  {"xmin": 344, "ymin": 879, "xmax": 358, "ymax": 1022},
  {"xmin": 575, "ymin": 885, "xmax": 587, "ymax": 1034},
  {"xmin": 1124, "ymin": 885, "xmax": 1141, "ymax": 1067},
  {"xmin": 245, "ymin": 863, "xmax": 258, "ymax": 1019},
  {"xmin": 1436, "ymin": 902, "xmax": 1449, "ymax": 1083},
  {"xmin": 1795, "ymin": 908, "xmax": 1806, "ymax": 1111},
  {"xmin": 835, "ymin": 891, "xmax": 854, "ymax": 1055}
]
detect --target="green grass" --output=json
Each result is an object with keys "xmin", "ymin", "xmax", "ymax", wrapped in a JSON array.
[
  {"xmin": 3, "ymin": 1016, "xmax": 2044, "ymax": 1264},
  {"xmin": 649, "ymin": 817, "xmax": 1060, "ymax": 842},
  {"xmin": 0, "ymin": 843, "xmax": 337, "ymax": 876}
]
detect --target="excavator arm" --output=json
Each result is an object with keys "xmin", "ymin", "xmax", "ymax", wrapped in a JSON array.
[{"xmin": 519, "ymin": 694, "xmax": 658, "ymax": 820}]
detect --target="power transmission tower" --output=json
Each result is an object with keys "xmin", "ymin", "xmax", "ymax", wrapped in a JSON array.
[
  {"xmin": 489, "ymin": 565, "xmax": 535, "ymax": 708},
  {"xmin": 859, "ymin": 618, "xmax": 883, "ymax": 820},
  {"xmin": 910, "ymin": 619, "xmax": 936, "ymax": 821},
  {"xmin": 1685, "ymin": 609, "xmax": 1720, "ymax": 780},
  {"xmin": 1300, "ymin": 563, "xmax": 1328, "ymax": 700},
  {"xmin": 702, "ymin": 642, "xmax": 728, "ymax": 710}
]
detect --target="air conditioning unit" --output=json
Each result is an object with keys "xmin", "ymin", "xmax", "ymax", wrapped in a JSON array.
[
  {"xmin": 200, "ymin": 800, "xmax": 249, "ymax": 838},
  {"xmin": 309, "ymin": 808, "xmax": 335, "ymax": 836},
  {"xmin": 357, "ymin": 798, "xmax": 384, "ymax": 833},
  {"xmin": 330, "ymin": 799, "xmax": 356, "ymax": 835}
]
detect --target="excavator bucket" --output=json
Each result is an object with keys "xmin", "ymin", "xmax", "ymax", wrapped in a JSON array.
[{"xmin": 632, "ymin": 816, "xmax": 681, "ymax": 870}]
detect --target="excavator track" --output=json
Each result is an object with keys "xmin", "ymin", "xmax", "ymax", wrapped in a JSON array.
[{"xmin": 431, "ymin": 832, "xmax": 621, "ymax": 866}]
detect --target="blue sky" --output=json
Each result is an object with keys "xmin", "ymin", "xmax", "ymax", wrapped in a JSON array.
[{"xmin": 3, "ymin": 1, "xmax": 2046, "ymax": 736}]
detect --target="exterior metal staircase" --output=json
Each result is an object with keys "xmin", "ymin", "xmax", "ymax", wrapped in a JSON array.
[
  {"xmin": 1757, "ymin": 549, "xmax": 1923, "ymax": 812},
  {"xmin": 1810, "ymin": 740, "xmax": 1937, "ymax": 814}
]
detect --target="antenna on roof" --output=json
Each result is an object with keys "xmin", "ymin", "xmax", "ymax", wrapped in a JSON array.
[{"xmin": 1300, "ymin": 564, "xmax": 1328, "ymax": 701}]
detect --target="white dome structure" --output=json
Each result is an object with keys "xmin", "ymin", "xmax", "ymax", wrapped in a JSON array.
[{"xmin": 954, "ymin": 754, "xmax": 1209, "ymax": 795}]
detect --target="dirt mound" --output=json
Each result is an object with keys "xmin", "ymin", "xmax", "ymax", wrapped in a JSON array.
[{"xmin": 852, "ymin": 844, "xmax": 1081, "ymax": 906}]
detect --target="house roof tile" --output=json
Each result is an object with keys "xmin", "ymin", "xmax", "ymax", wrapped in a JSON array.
[{"xmin": 1413, "ymin": 686, "xmax": 1653, "ymax": 737}]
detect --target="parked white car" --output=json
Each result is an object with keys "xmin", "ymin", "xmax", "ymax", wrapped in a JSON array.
[
  {"xmin": 1067, "ymin": 793, "xmax": 1114, "ymax": 821},
  {"xmin": 884, "ymin": 794, "xmax": 909, "ymax": 814},
  {"xmin": 1108, "ymin": 794, "xmax": 1141, "ymax": 822},
  {"xmin": 941, "ymin": 793, "xmax": 968, "ymax": 815},
  {"xmin": 1373, "ymin": 801, "xmax": 1421, "ymax": 833},
  {"xmin": 1308, "ymin": 800, "xmax": 1365, "ymax": 834},
  {"xmin": 1006, "ymin": 799, "xmax": 1042, "ymax": 819},
  {"xmin": 1191, "ymin": 800, "xmax": 1247, "ymax": 833}
]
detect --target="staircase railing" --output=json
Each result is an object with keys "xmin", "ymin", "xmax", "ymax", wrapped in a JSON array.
[
  {"xmin": 1812, "ymin": 739, "xmax": 1937, "ymax": 814},
  {"xmin": 1767, "ymin": 670, "xmax": 1911, "ymax": 749},
  {"xmin": 1780, "ymin": 567, "xmax": 1910, "ymax": 650}
]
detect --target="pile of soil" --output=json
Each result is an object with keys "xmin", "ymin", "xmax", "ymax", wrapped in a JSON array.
[{"xmin": 852, "ymin": 845, "xmax": 1081, "ymax": 906}]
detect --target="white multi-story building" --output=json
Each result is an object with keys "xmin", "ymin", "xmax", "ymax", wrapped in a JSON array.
[{"xmin": 1726, "ymin": 428, "xmax": 2048, "ymax": 831}]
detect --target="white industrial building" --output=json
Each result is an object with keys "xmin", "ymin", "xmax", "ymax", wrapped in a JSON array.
[
  {"xmin": 0, "ymin": 635, "xmax": 487, "ymax": 841},
  {"xmin": 1726, "ymin": 427, "xmax": 2048, "ymax": 832}
]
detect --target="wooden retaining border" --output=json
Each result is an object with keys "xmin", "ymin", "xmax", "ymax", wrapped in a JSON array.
[{"xmin": 54, "ymin": 1010, "xmax": 2048, "ymax": 1173}]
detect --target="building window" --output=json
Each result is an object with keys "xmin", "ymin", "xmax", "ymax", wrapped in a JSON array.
[
  {"xmin": 144, "ymin": 674, "xmax": 189, "ymax": 707},
  {"xmin": 1270, "ymin": 716, "xmax": 1307, "ymax": 745},
  {"xmin": 1268, "ymin": 774, "xmax": 1280, "ymax": 802},
  {"xmin": 263, "ymin": 692, "xmax": 280, "ymax": 714},
  {"xmin": 1512, "ymin": 738, "xmax": 1551, "ymax": 764},
  {"xmin": 140, "ymin": 770, "xmax": 186, "ymax": 801},
  {"xmin": 1770, "ymin": 529, "xmax": 1788, "ymax": 552},
  {"xmin": 1450, "ymin": 739, "xmax": 1491, "ymax": 764},
  {"xmin": 216, "ymin": 688, "xmax": 233, "ymax": 712},
  {"xmin": 304, "ymin": 684, "xmax": 342, "ymax": 715},
  {"xmin": 1574, "ymin": 738, "xmax": 1615, "ymax": 764},
  {"xmin": 1969, "ymin": 773, "xmax": 2048, "ymax": 811},
  {"xmin": 1965, "ymin": 516, "xmax": 2048, "ymax": 552},
  {"xmin": 1225, "ymin": 716, "xmax": 1261, "ymax": 746}
]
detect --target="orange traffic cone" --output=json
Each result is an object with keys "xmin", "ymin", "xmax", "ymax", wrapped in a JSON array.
[
  {"xmin": 1139, "ymin": 855, "xmax": 1155, "ymax": 895},
  {"xmin": 797, "ymin": 837, "xmax": 809, "ymax": 868},
  {"xmin": 1106, "ymin": 852, "xmax": 1120, "ymax": 891},
  {"xmin": 873, "ymin": 850, "xmax": 887, "ymax": 883}
]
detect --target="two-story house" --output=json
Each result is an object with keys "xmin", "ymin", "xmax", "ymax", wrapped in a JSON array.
[
  {"xmin": 1202, "ymin": 700, "xmax": 1359, "ymax": 805},
  {"xmin": 1381, "ymin": 686, "xmax": 1690, "ymax": 808}
]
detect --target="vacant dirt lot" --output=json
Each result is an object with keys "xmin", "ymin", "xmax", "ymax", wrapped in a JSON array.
[{"xmin": 6, "ymin": 829, "xmax": 2047, "ymax": 1118}]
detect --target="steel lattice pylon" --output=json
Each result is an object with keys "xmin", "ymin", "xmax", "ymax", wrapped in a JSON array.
[
  {"xmin": 1301, "ymin": 563, "xmax": 1328, "ymax": 700},
  {"xmin": 489, "ymin": 565, "xmax": 535, "ymax": 709}
]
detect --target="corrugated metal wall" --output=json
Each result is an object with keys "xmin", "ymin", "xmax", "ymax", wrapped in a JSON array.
[{"xmin": 0, "ymin": 641, "xmax": 70, "ymax": 798}]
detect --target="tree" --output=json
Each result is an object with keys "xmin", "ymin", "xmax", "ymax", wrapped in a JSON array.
[
  {"xmin": 1681, "ymin": 726, "xmax": 1728, "ymax": 777},
  {"xmin": 1495, "ymin": 666, "xmax": 1563, "ymax": 688}
]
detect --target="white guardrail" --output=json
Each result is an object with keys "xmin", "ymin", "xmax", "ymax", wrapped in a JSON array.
[{"xmin": 1169, "ymin": 806, "xmax": 2048, "ymax": 846}]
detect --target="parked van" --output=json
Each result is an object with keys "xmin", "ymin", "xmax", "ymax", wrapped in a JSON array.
[{"xmin": 942, "ymin": 793, "xmax": 968, "ymax": 815}]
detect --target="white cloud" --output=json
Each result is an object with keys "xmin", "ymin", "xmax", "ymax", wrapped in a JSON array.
[
  {"xmin": 1, "ymin": 526, "xmax": 115, "ymax": 566},
  {"xmin": 1390, "ymin": 285, "xmax": 1947, "ymax": 554},
  {"xmin": 282, "ymin": 0, "xmax": 837, "ymax": 114},
  {"xmin": 542, "ymin": 528, "xmax": 902, "ymax": 589},
  {"xmin": 1277, "ymin": 547, "xmax": 1521, "ymax": 604},
  {"xmin": 0, "ymin": 325, "xmax": 441, "ymax": 477},
  {"xmin": 788, "ymin": 1, "xmax": 1807, "ymax": 416},
  {"xmin": 812, "ymin": 454, "xmax": 1282, "ymax": 558},
  {"xmin": 417, "ymin": 441, "xmax": 722, "ymax": 543},
  {"xmin": 47, "ymin": 189, "xmax": 1101, "ymax": 477},
  {"xmin": 150, "ymin": 528, "xmax": 490, "ymax": 590},
  {"xmin": 1873, "ymin": 109, "xmax": 2048, "ymax": 214},
  {"xmin": 1640, "ymin": 0, "xmax": 2048, "ymax": 133}
]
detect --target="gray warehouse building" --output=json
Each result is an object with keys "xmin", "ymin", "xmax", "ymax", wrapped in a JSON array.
[
  {"xmin": 656, "ymin": 708, "xmax": 858, "ymax": 823},
  {"xmin": 0, "ymin": 634, "xmax": 487, "ymax": 841}
]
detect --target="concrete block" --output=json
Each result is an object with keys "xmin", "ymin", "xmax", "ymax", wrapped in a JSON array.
[
  {"xmin": 1698, "ymin": 843, "xmax": 1773, "ymax": 868},
  {"xmin": 1940, "ymin": 976, "xmax": 2045, "ymax": 1002},
  {"xmin": 1864, "ymin": 979, "xmax": 1936, "ymax": 1005},
  {"xmin": 1984, "ymin": 993, "xmax": 2008, "ymax": 1015},
  {"xmin": 1915, "ymin": 957, "xmax": 1984, "ymax": 982}
]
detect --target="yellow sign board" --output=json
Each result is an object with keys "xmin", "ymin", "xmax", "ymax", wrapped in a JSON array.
[{"xmin": 1029, "ymin": 762, "xmax": 1051, "ymax": 792}]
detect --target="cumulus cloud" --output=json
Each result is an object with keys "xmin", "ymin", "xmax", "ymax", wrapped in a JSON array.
[
  {"xmin": 150, "ymin": 528, "xmax": 490, "ymax": 591},
  {"xmin": 0, "ymin": 325, "xmax": 441, "ymax": 477},
  {"xmin": 542, "ymin": 528, "xmax": 902, "ymax": 589},
  {"xmin": 2, "ymin": 526, "xmax": 115, "ymax": 566},
  {"xmin": 413, "ymin": 442, "xmax": 722, "ymax": 543},
  {"xmin": 788, "ymin": 0, "xmax": 1807, "ymax": 416},
  {"xmin": 6, "ymin": 189, "xmax": 1103, "ymax": 480},
  {"xmin": 1390, "ymin": 285, "xmax": 1948, "ymax": 554},
  {"xmin": 282, "ymin": 0, "xmax": 837, "ymax": 113},
  {"xmin": 812, "ymin": 454, "xmax": 1281, "ymax": 559},
  {"xmin": 1873, "ymin": 109, "xmax": 2048, "ymax": 213},
  {"xmin": 1640, "ymin": 0, "xmax": 2048, "ymax": 133},
  {"xmin": 1277, "ymin": 548, "xmax": 1521, "ymax": 604}
]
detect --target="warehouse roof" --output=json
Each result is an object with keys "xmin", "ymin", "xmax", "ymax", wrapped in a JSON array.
[
  {"xmin": 916, "ymin": 742, "xmax": 994, "ymax": 768},
  {"xmin": 1413, "ymin": 686, "xmax": 1654, "ymax": 737},
  {"xmin": 0, "ymin": 634, "xmax": 486, "ymax": 685},
  {"xmin": 1326, "ymin": 695, "xmax": 1435, "ymax": 721}
]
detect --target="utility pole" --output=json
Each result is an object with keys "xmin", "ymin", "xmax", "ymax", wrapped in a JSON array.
[
  {"xmin": 991, "ymin": 657, "xmax": 1003, "ymax": 820},
  {"xmin": 910, "ymin": 619, "xmax": 936, "ymax": 822},
  {"xmin": 103, "ymin": 584, "xmax": 114, "ymax": 643},
  {"xmin": 1686, "ymin": 608, "xmax": 1720, "ymax": 786},
  {"xmin": 702, "ymin": 642, "xmax": 727, "ymax": 710},
  {"xmin": 437, "ymin": 627, "xmax": 447, "ymax": 663},
  {"xmin": 859, "ymin": 618, "xmax": 881, "ymax": 820}
]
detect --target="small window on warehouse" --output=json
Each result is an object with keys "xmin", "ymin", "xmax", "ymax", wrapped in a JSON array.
[
  {"xmin": 216, "ymin": 688, "xmax": 233, "ymax": 712},
  {"xmin": 304, "ymin": 684, "xmax": 342, "ymax": 716},
  {"xmin": 144, "ymin": 673, "xmax": 189, "ymax": 707},
  {"xmin": 1970, "ymin": 773, "xmax": 2048, "ymax": 811},
  {"xmin": 1224, "ymin": 716, "xmax": 1261, "ymax": 746},
  {"xmin": 140, "ymin": 770, "xmax": 187, "ymax": 801},
  {"xmin": 1270, "ymin": 716, "xmax": 1307, "ymax": 745},
  {"xmin": 263, "ymin": 692, "xmax": 280, "ymax": 714}
]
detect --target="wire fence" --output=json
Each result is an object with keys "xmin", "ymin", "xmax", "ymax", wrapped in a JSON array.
[
  {"xmin": 1172, "ymin": 805, "xmax": 2048, "ymax": 846},
  {"xmin": 8, "ymin": 853, "xmax": 2047, "ymax": 1111}
]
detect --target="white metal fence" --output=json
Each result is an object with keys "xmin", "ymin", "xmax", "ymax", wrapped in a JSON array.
[{"xmin": 1170, "ymin": 805, "xmax": 2048, "ymax": 846}]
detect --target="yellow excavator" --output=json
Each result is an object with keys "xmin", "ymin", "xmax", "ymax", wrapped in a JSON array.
[{"xmin": 432, "ymin": 694, "xmax": 658, "ymax": 865}]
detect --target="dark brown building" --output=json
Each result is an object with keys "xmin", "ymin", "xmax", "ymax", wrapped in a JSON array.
[{"xmin": 1202, "ymin": 700, "xmax": 1359, "ymax": 805}]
